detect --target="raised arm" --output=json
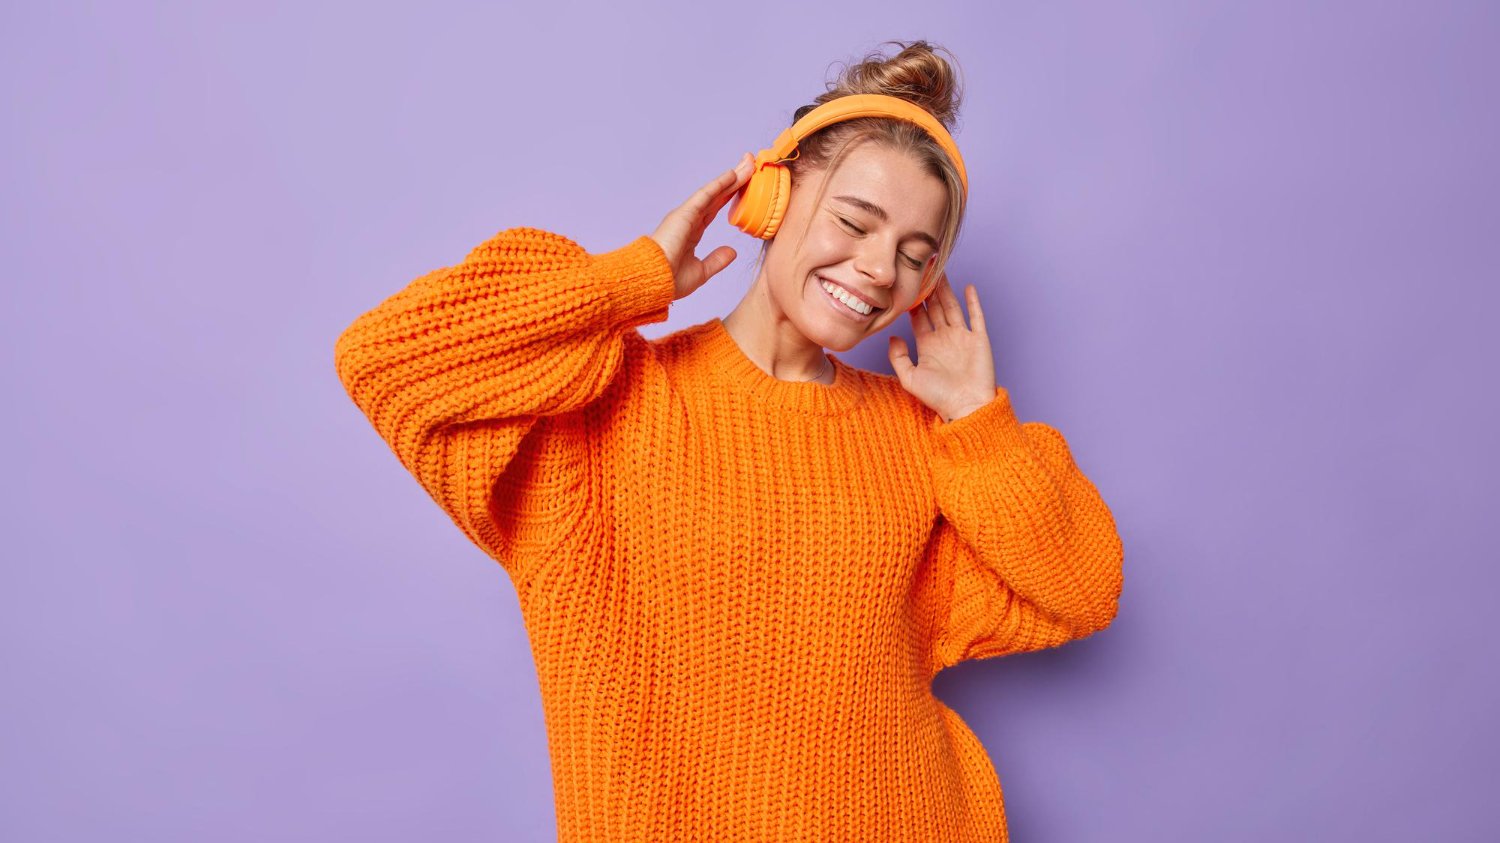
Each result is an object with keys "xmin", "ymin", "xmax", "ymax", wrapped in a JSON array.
[
  {"xmin": 333, "ymin": 155, "xmax": 759, "ymax": 585},
  {"xmin": 921, "ymin": 387, "xmax": 1125, "ymax": 670},
  {"xmin": 332, "ymin": 227, "xmax": 675, "ymax": 584}
]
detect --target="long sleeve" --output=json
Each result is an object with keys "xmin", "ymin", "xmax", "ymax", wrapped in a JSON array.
[
  {"xmin": 332, "ymin": 226, "xmax": 676, "ymax": 585},
  {"xmin": 923, "ymin": 386, "xmax": 1124, "ymax": 669}
]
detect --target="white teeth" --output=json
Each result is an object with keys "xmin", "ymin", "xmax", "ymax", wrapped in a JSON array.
[{"xmin": 820, "ymin": 278, "xmax": 874, "ymax": 315}]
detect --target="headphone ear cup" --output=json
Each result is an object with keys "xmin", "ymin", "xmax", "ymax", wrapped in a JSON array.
[
  {"xmin": 756, "ymin": 164, "xmax": 792, "ymax": 240},
  {"xmin": 726, "ymin": 165, "xmax": 765, "ymax": 236},
  {"xmin": 728, "ymin": 162, "xmax": 792, "ymax": 239}
]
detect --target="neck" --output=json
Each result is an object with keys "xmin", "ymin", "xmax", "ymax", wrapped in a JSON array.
[{"xmin": 721, "ymin": 282, "xmax": 832, "ymax": 384}]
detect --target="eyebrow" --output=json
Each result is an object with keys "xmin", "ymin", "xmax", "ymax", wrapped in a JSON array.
[{"xmin": 831, "ymin": 195, "xmax": 940, "ymax": 250}]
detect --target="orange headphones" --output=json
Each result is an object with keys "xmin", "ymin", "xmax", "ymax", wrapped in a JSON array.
[{"xmin": 727, "ymin": 93, "xmax": 968, "ymax": 311}]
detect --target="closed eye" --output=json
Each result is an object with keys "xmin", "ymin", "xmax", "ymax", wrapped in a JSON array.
[{"xmin": 836, "ymin": 216, "xmax": 927, "ymax": 270}]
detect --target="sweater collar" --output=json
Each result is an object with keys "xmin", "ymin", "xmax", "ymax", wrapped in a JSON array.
[{"xmin": 695, "ymin": 317, "xmax": 866, "ymax": 416}]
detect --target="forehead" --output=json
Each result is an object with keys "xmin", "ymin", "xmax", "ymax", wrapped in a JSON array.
[{"xmin": 822, "ymin": 144, "xmax": 947, "ymax": 236}]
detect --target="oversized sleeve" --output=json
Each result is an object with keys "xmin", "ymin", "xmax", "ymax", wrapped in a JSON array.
[
  {"xmin": 921, "ymin": 386, "xmax": 1125, "ymax": 669},
  {"xmin": 332, "ymin": 226, "xmax": 676, "ymax": 585}
]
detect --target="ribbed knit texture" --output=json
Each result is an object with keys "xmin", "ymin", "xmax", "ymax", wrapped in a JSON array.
[{"xmin": 333, "ymin": 226, "xmax": 1125, "ymax": 842}]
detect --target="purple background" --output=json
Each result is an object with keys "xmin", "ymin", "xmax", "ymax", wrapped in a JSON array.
[{"xmin": 4, "ymin": 1, "xmax": 1496, "ymax": 840}]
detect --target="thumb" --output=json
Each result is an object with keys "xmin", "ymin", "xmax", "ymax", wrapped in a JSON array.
[
  {"xmin": 700, "ymin": 245, "xmax": 737, "ymax": 282},
  {"xmin": 888, "ymin": 336, "xmax": 915, "ymax": 387}
]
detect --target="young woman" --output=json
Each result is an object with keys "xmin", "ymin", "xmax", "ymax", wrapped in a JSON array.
[{"xmin": 335, "ymin": 40, "xmax": 1123, "ymax": 843}]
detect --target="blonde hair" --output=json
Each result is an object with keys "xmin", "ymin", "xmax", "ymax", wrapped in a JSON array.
[{"xmin": 748, "ymin": 39, "xmax": 967, "ymax": 297}]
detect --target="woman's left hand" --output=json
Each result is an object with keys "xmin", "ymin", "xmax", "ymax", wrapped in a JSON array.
[{"xmin": 887, "ymin": 273, "xmax": 999, "ymax": 423}]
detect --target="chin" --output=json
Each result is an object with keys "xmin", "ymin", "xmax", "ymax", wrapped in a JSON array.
[{"xmin": 803, "ymin": 313, "xmax": 874, "ymax": 353}]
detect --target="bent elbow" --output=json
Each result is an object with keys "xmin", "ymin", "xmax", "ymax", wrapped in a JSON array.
[{"xmin": 1071, "ymin": 533, "xmax": 1126, "ymax": 638}]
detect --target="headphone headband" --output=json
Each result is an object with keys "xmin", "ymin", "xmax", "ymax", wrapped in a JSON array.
[{"xmin": 765, "ymin": 93, "xmax": 968, "ymax": 196}]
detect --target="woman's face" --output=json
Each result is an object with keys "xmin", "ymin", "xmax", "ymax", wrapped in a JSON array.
[{"xmin": 759, "ymin": 141, "xmax": 949, "ymax": 351}]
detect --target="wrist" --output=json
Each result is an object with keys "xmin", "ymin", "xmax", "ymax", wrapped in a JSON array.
[{"xmin": 941, "ymin": 394, "xmax": 997, "ymax": 423}]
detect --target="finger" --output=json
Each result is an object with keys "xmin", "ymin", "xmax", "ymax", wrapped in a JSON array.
[
  {"xmin": 936, "ymin": 273, "xmax": 966, "ymax": 330},
  {"xmin": 966, "ymin": 284, "xmax": 987, "ymax": 335},
  {"xmin": 674, "ymin": 164, "xmax": 753, "ymax": 244},
  {"xmin": 923, "ymin": 280, "xmax": 950, "ymax": 328},
  {"xmin": 700, "ymin": 245, "xmax": 737, "ymax": 281},
  {"xmin": 689, "ymin": 153, "xmax": 754, "ymax": 216},
  {"xmin": 909, "ymin": 301, "xmax": 935, "ymax": 335},
  {"xmin": 694, "ymin": 156, "xmax": 755, "ymax": 229},
  {"xmin": 887, "ymin": 335, "xmax": 915, "ymax": 386},
  {"xmin": 703, "ymin": 172, "xmax": 749, "ymax": 226},
  {"xmin": 686, "ymin": 176, "xmax": 737, "ymax": 227}
]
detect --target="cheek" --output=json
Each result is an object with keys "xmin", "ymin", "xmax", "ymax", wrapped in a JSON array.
[
  {"xmin": 775, "ymin": 230, "xmax": 840, "ymax": 282},
  {"xmin": 811, "ymin": 226, "xmax": 849, "ymax": 259}
]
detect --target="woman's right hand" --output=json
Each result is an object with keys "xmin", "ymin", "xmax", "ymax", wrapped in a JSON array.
[{"xmin": 650, "ymin": 152, "xmax": 757, "ymax": 302}]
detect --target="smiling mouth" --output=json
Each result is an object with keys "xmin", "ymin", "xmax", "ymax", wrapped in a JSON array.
[{"xmin": 817, "ymin": 276, "xmax": 883, "ymax": 320}]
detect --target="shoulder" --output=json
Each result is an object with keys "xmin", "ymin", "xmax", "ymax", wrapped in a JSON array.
[
  {"xmin": 595, "ymin": 320, "xmax": 715, "ymax": 412},
  {"xmin": 637, "ymin": 319, "xmax": 736, "ymax": 390},
  {"xmin": 640, "ymin": 320, "xmax": 711, "ymax": 366}
]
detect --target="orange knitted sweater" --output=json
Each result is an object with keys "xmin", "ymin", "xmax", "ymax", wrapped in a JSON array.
[{"xmin": 333, "ymin": 226, "xmax": 1124, "ymax": 842}]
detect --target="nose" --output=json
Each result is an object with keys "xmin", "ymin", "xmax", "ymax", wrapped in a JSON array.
[{"xmin": 851, "ymin": 236, "xmax": 899, "ymax": 290}]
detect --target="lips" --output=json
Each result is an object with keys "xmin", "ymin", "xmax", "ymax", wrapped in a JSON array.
[
  {"xmin": 816, "ymin": 276, "xmax": 883, "ymax": 323},
  {"xmin": 816, "ymin": 275, "xmax": 885, "ymax": 312}
]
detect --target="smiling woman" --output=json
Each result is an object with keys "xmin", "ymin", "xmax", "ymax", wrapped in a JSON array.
[
  {"xmin": 333, "ymin": 37, "xmax": 1124, "ymax": 843},
  {"xmin": 722, "ymin": 45, "xmax": 970, "ymax": 382}
]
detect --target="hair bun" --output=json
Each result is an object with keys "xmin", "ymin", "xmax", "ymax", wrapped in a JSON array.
[{"xmin": 800, "ymin": 39, "xmax": 964, "ymax": 132}]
